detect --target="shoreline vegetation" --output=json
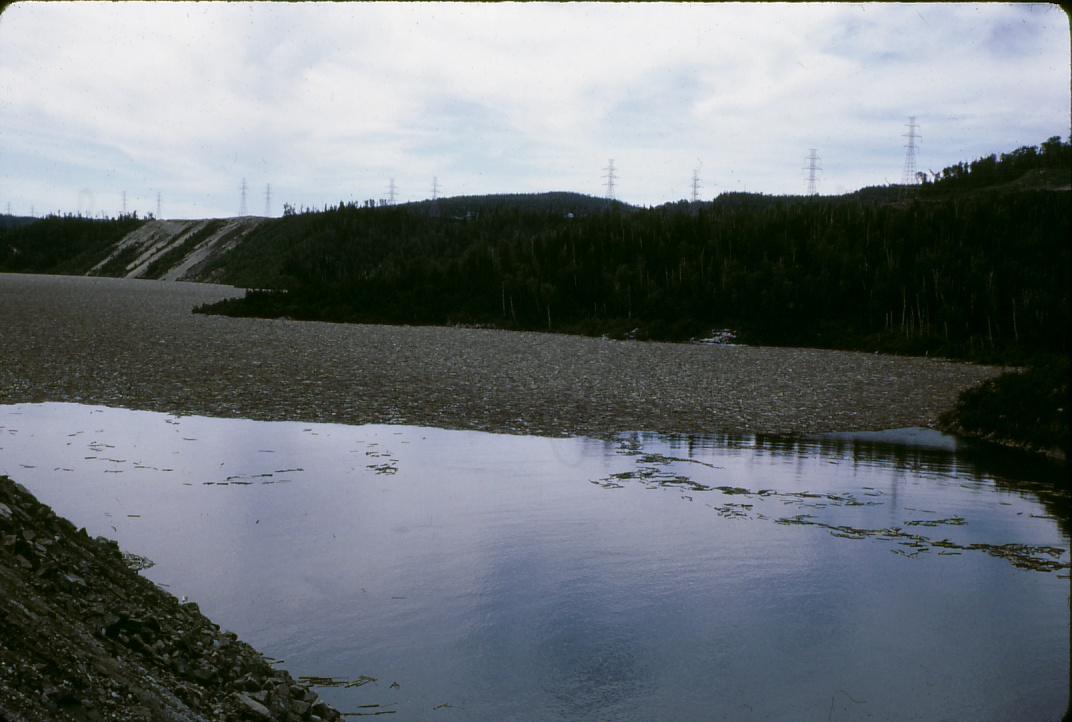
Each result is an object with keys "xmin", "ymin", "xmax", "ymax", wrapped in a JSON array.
[{"xmin": 939, "ymin": 357, "xmax": 1070, "ymax": 461}]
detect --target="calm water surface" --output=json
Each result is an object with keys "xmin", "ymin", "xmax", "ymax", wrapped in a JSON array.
[{"xmin": 0, "ymin": 402, "xmax": 1068, "ymax": 721}]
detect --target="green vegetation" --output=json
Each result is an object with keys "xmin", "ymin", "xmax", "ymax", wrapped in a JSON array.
[
  {"xmin": 939, "ymin": 357, "xmax": 1070, "ymax": 460},
  {"xmin": 198, "ymin": 139, "xmax": 1070, "ymax": 363},
  {"xmin": 92, "ymin": 242, "xmax": 143, "ymax": 277},
  {"xmin": 0, "ymin": 213, "xmax": 145, "ymax": 274},
  {"xmin": 0, "ymin": 214, "xmax": 38, "ymax": 231},
  {"xmin": 194, "ymin": 138, "xmax": 1070, "ymax": 458},
  {"xmin": 142, "ymin": 219, "xmax": 226, "ymax": 279}
]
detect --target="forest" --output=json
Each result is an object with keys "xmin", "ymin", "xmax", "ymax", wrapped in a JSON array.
[
  {"xmin": 197, "ymin": 137, "xmax": 1071, "ymax": 364},
  {"xmin": 1, "ymin": 138, "xmax": 1068, "ymax": 455},
  {"xmin": 0, "ymin": 213, "xmax": 144, "ymax": 275}
]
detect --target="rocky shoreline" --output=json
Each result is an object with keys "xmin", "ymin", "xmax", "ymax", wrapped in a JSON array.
[
  {"xmin": 0, "ymin": 474, "xmax": 342, "ymax": 722},
  {"xmin": 0, "ymin": 273, "xmax": 1001, "ymax": 439},
  {"xmin": 0, "ymin": 273, "xmax": 1010, "ymax": 718}
]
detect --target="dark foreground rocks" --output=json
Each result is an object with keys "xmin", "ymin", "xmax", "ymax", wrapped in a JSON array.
[{"xmin": 0, "ymin": 475, "xmax": 341, "ymax": 722}]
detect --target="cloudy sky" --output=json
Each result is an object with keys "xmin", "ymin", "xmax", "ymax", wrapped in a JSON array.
[{"xmin": 0, "ymin": 2, "xmax": 1068, "ymax": 218}]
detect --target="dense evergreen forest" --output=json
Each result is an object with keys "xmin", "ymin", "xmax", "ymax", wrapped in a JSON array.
[
  {"xmin": 199, "ymin": 137, "xmax": 1071, "ymax": 363},
  {"xmin": 0, "ymin": 213, "xmax": 144, "ymax": 275}
]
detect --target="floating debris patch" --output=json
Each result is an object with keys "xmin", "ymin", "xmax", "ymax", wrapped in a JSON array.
[
  {"xmin": 775, "ymin": 514, "xmax": 1068, "ymax": 572},
  {"xmin": 709, "ymin": 502, "xmax": 753, "ymax": 519},
  {"xmin": 300, "ymin": 674, "xmax": 378, "ymax": 689},
  {"xmin": 635, "ymin": 452, "xmax": 722, "ymax": 470},
  {"xmin": 904, "ymin": 517, "xmax": 966, "ymax": 527},
  {"xmin": 121, "ymin": 551, "xmax": 155, "ymax": 572},
  {"xmin": 593, "ymin": 447, "xmax": 1065, "ymax": 574}
]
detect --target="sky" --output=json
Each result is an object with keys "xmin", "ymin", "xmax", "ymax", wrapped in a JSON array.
[{"xmin": 0, "ymin": 2, "xmax": 1068, "ymax": 219}]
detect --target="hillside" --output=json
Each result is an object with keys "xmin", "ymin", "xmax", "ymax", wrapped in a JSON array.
[
  {"xmin": 194, "ymin": 138, "xmax": 1070, "ymax": 362},
  {"xmin": 0, "ymin": 214, "xmax": 38, "ymax": 231},
  {"xmin": 1, "ymin": 137, "xmax": 1068, "ymax": 361},
  {"xmin": 0, "ymin": 215, "xmax": 266, "ymax": 282}
]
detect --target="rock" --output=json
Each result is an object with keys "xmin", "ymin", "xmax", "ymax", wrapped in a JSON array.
[
  {"xmin": 233, "ymin": 691, "xmax": 273, "ymax": 720},
  {"xmin": 0, "ymin": 474, "xmax": 342, "ymax": 721}
]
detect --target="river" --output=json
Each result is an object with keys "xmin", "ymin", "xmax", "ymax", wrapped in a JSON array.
[{"xmin": 0, "ymin": 402, "xmax": 1067, "ymax": 720}]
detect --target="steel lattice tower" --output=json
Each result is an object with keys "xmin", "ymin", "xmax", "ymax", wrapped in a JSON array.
[
  {"xmin": 264, "ymin": 183, "xmax": 272, "ymax": 217},
  {"xmin": 901, "ymin": 116, "xmax": 921, "ymax": 185},
  {"xmin": 240, "ymin": 178, "xmax": 248, "ymax": 216},
  {"xmin": 156, "ymin": 191, "xmax": 162, "ymax": 220},
  {"xmin": 432, "ymin": 176, "xmax": 440, "ymax": 200},
  {"xmin": 691, "ymin": 166, "xmax": 702, "ymax": 202},
  {"xmin": 804, "ymin": 149, "xmax": 822, "ymax": 195},
  {"xmin": 387, "ymin": 178, "xmax": 397, "ymax": 205},
  {"xmin": 603, "ymin": 159, "xmax": 617, "ymax": 200}
]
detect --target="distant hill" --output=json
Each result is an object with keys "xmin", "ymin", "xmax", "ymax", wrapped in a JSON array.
[
  {"xmin": 0, "ymin": 214, "xmax": 39, "ymax": 231},
  {"xmin": 193, "ymin": 137, "xmax": 1069, "ymax": 359},
  {"xmin": 2, "ymin": 137, "xmax": 1068, "ymax": 361},
  {"xmin": 406, "ymin": 191, "xmax": 639, "ymax": 217}
]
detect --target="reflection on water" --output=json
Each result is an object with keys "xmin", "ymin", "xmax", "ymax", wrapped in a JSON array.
[{"xmin": 0, "ymin": 403, "xmax": 1068, "ymax": 721}]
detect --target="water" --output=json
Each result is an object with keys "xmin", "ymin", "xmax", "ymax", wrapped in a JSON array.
[{"xmin": 0, "ymin": 402, "xmax": 1067, "ymax": 721}]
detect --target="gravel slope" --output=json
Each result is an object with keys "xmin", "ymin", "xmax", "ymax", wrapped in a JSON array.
[
  {"xmin": 0, "ymin": 474, "xmax": 343, "ymax": 722},
  {"xmin": 0, "ymin": 273, "xmax": 1001, "ymax": 438}
]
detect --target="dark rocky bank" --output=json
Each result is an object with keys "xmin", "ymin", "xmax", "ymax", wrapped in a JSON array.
[{"xmin": 0, "ymin": 474, "xmax": 342, "ymax": 722}]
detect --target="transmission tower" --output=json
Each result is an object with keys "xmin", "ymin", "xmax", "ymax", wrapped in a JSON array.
[
  {"xmin": 602, "ymin": 158, "xmax": 617, "ymax": 200},
  {"xmin": 240, "ymin": 178, "xmax": 248, "ymax": 216},
  {"xmin": 691, "ymin": 166, "xmax": 702, "ymax": 202},
  {"xmin": 387, "ymin": 178, "xmax": 397, "ymax": 205},
  {"xmin": 121, "ymin": 190, "xmax": 127, "ymax": 216},
  {"xmin": 901, "ymin": 116, "xmax": 921, "ymax": 185},
  {"xmin": 431, "ymin": 176, "xmax": 440, "ymax": 200},
  {"xmin": 5, "ymin": 202, "xmax": 9, "ymax": 216},
  {"xmin": 803, "ymin": 149, "xmax": 822, "ymax": 195},
  {"xmin": 264, "ymin": 183, "xmax": 272, "ymax": 217}
]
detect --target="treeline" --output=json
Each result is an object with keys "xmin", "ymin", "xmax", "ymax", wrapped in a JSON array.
[
  {"xmin": 0, "ymin": 214, "xmax": 39, "ymax": 231},
  {"xmin": 0, "ymin": 213, "xmax": 145, "ymax": 275},
  {"xmin": 919, "ymin": 135, "xmax": 1072, "ymax": 192},
  {"xmin": 940, "ymin": 356, "xmax": 1070, "ymax": 459},
  {"xmin": 201, "ymin": 139, "xmax": 1070, "ymax": 362}
]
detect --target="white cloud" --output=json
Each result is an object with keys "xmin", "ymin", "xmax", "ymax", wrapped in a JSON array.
[{"xmin": 0, "ymin": 1, "xmax": 1067, "ymax": 216}]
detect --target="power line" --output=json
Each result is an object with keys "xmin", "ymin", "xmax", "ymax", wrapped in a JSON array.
[
  {"xmin": 602, "ymin": 158, "xmax": 617, "ymax": 200},
  {"xmin": 902, "ymin": 116, "xmax": 922, "ymax": 185},
  {"xmin": 803, "ymin": 148, "xmax": 822, "ymax": 195},
  {"xmin": 240, "ymin": 178, "xmax": 248, "ymax": 216}
]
